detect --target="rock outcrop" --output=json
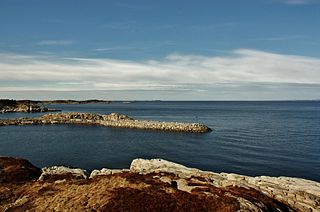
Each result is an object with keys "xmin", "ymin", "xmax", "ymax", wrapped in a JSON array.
[
  {"xmin": 0, "ymin": 157, "xmax": 42, "ymax": 183},
  {"xmin": 0, "ymin": 99, "xmax": 59, "ymax": 113},
  {"xmin": 130, "ymin": 159, "xmax": 320, "ymax": 212},
  {"xmin": 0, "ymin": 157, "xmax": 319, "ymax": 211},
  {"xmin": 0, "ymin": 112, "xmax": 212, "ymax": 133}
]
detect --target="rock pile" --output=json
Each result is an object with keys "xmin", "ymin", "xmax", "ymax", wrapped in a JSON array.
[{"xmin": 0, "ymin": 112, "xmax": 212, "ymax": 133}]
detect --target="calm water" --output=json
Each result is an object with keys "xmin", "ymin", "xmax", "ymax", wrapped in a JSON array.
[{"xmin": 0, "ymin": 101, "xmax": 319, "ymax": 181}]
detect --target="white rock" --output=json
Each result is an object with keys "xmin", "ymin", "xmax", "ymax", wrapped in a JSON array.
[
  {"xmin": 89, "ymin": 168, "xmax": 129, "ymax": 178},
  {"xmin": 130, "ymin": 158, "xmax": 199, "ymax": 176},
  {"xmin": 129, "ymin": 158, "xmax": 320, "ymax": 211},
  {"xmin": 38, "ymin": 166, "xmax": 88, "ymax": 180}
]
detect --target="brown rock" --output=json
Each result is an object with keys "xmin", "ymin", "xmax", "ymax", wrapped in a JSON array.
[
  {"xmin": 0, "ymin": 157, "xmax": 42, "ymax": 183},
  {"xmin": 0, "ymin": 157, "xmax": 311, "ymax": 211}
]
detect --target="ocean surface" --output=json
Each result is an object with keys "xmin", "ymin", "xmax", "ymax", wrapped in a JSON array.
[{"xmin": 0, "ymin": 101, "xmax": 319, "ymax": 181}]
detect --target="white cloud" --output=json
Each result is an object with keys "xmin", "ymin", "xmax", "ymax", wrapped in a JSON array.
[
  {"xmin": 93, "ymin": 47, "xmax": 135, "ymax": 52},
  {"xmin": 37, "ymin": 40, "xmax": 74, "ymax": 46},
  {"xmin": 0, "ymin": 49, "xmax": 319, "ymax": 93},
  {"xmin": 94, "ymin": 47, "xmax": 121, "ymax": 51}
]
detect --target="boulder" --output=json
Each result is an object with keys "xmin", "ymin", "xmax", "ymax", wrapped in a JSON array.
[
  {"xmin": 38, "ymin": 166, "xmax": 88, "ymax": 181},
  {"xmin": 103, "ymin": 113, "xmax": 134, "ymax": 121},
  {"xmin": 90, "ymin": 168, "xmax": 129, "ymax": 178}
]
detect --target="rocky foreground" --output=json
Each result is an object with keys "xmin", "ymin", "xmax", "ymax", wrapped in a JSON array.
[
  {"xmin": 0, "ymin": 99, "xmax": 59, "ymax": 113},
  {"xmin": 0, "ymin": 157, "xmax": 319, "ymax": 211},
  {"xmin": 0, "ymin": 112, "xmax": 212, "ymax": 133}
]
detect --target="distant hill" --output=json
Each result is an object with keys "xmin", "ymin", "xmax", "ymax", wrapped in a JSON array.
[{"xmin": 41, "ymin": 99, "xmax": 112, "ymax": 104}]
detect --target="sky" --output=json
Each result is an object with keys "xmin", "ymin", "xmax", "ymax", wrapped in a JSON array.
[{"xmin": 0, "ymin": 0, "xmax": 319, "ymax": 100}]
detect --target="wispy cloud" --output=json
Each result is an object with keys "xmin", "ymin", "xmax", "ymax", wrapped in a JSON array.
[
  {"xmin": 256, "ymin": 35, "xmax": 306, "ymax": 41},
  {"xmin": 93, "ymin": 41, "xmax": 176, "ymax": 53},
  {"xmin": 190, "ymin": 22, "xmax": 237, "ymax": 31},
  {"xmin": 0, "ymin": 49, "xmax": 319, "ymax": 95},
  {"xmin": 275, "ymin": 0, "xmax": 320, "ymax": 5},
  {"xmin": 94, "ymin": 47, "xmax": 121, "ymax": 52},
  {"xmin": 93, "ymin": 47, "xmax": 136, "ymax": 52},
  {"xmin": 100, "ymin": 23, "xmax": 135, "ymax": 30},
  {"xmin": 115, "ymin": 2, "xmax": 152, "ymax": 10},
  {"xmin": 100, "ymin": 22, "xmax": 177, "ymax": 32},
  {"xmin": 36, "ymin": 40, "xmax": 74, "ymax": 46}
]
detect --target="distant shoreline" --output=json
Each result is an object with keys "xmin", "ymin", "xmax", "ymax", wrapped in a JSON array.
[
  {"xmin": 1, "ymin": 98, "xmax": 319, "ymax": 103},
  {"xmin": 0, "ymin": 99, "xmax": 113, "ymax": 113},
  {"xmin": 41, "ymin": 99, "xmax": 112, "ymax": 104}
]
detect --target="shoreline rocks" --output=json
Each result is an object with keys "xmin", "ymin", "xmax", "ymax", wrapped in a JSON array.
[
  {"xmin": 0, "ymin": 157, "xmax": 319, "ymax": 211},
  {"xmin": 0, "ymin": 99, "xmax": 59, "ymax": 113},
  {"xmin": 130, "ymin": 159, "xmax": 320, "ymax": 212},
  {"xmin": 0, "ymin": 112, "xmax": 212, "ymax": 133}
]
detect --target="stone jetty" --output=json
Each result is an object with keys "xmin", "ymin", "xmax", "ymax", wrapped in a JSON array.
[
  {"xmin": 1, "ymin": 157, "xmax": 319, "ymax": 211},
  {"xmin": 0, "ymin": 112, "xmax": 212, "ymax": 133}
]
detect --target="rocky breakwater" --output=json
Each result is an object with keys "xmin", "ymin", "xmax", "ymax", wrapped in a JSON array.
[
  {"xmin": 0, "ymin": 112, "xmax": 212, "ymax": 133},
  {"xmin": 1, "ymin": 157, "xmax": 319, "ymax": 211}
]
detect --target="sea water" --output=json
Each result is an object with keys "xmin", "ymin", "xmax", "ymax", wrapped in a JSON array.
[{"xmin": 0, "ymin": 101, "xmax": 319, "ymax": 181}]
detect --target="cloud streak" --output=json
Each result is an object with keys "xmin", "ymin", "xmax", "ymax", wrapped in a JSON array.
[
  {"xmin": 0, "ymin": 49, "xmax": 319, "ymax": 99},
  {"xmin": 275, "ymin": 0, "xmax": 320, "ymax": 5},
  {"xmin": 256, "ymin": 35, "xmax": 306, "ymax": 41},
  {"xmin": 36, "ymin": 40, "xmax": 74, "ymax": 46}
]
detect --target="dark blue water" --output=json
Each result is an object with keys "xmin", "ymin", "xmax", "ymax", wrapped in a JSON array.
[{"xmin": 0, "ymin": 101, "xmax": 319, "ymax": 181}]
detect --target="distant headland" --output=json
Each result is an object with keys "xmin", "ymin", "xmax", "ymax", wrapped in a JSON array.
[
  {"xmin": 0, "ymin": 99, "xmax": 111, "ymax": 113},
  {"xmin": 41, "ymin": 99, "xmax": 112, "ymax": 104},
  {"xmin": 0, "ymin": 99, "xmax": 59, "ymax": 113}
]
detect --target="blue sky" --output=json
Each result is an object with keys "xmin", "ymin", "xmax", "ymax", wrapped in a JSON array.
[{"xmin": 0, "ymin": 0, "xmax": 320, "ymax": 100}]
